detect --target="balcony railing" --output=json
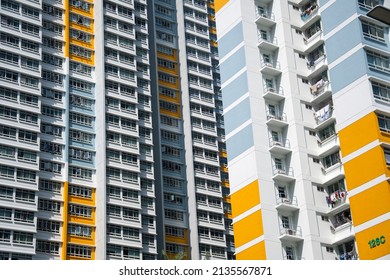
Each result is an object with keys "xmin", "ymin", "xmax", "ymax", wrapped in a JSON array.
[
  {"xmin": 261, "ymin": 60, "xmax": 281, "ymax": 70},
  {"xmin": 272, "ymin": 165, "xmax": 294, "ymax": 177},
  {"xmin": 301, "ymin": 3, "xmax": 319, "ymax": 22},
  {"xmin": 255, "ymin": 8, "xmax": 275, "ymax": 21},
  {"xmin": 258, "ymin": 34, "xmax": 278, "ymax": 45},
  {"xmin": 264, "ymin": 86, "xmax": 284, "ymax": 97},
  {"xmin": 266, "ymin": 111, "xmax": 287, "ymax": 122},
  {"xmin": 304, "ymin": 29, "xmax": 322, "ymax": 45},
  {"xmin": 269, "ymin": 137, "xmax": 290, "ymax": 149},
  {"xmin": 310, "ymin": 79, "xmax": 329, "ymax": 97},
  {"xmin": 326, "ymin": 190, "xmax": 347, "ymax": 208},
  {"xmin": 276, "ymin": 193, "xmax": 298, "ymax": 207},
  {"xmin": 280, "ymin": 225, "xmax": 302, "ymax": 237}
]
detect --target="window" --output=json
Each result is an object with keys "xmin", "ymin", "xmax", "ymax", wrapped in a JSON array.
[
  {"xmin": 69, "ymin": 166, "xmax": 93, "ymax": 180},
  {"xmin": 38, "ymin": 199, "xmax": 61, "ymax": 213},
  {"xmin": 41, "ymin": 123, "xmax": 62, "ymax": 137},
  {"xmin": 0, "ymin": 164, "xmax": 14, "ymax": 179},
  {"xmin": 13, "ymin": 231, "xmax": 33, "ymax": 245},
  {"xmin": 165, "ymin": 226, "xmax": 184, "ymax": 238},
  {"xmin": 13, "ymin": 210, "xmax": 33, "ymax": 225},
  {"xmin": 69, "ymin": 148, "xmax": 93, "ymax": 162},
  {"xmin": 69, "ymin": 185, "xmax": 92, "ymax": 198},
  {"xmin": 367, "ymin": 50, "xmax": 390, "ymax": 73},
  {"xmin": 16, "ymin": 169, "xmax": 36, "ymax": 182},
  {"xmin": 19, "ymin": 110, "xmax": 38, "ymax": 124},
  {"xmin": 36, "ymin": 240, "xmax": 60, "ymax": 255},
  {"xmin": 68, "ymin": 225, "xmax": 92, "ymax": 238},
  {"xmin": 0, "ymin": 185, "xmax": 13, "ymax": 199},
  {"xmin": 164, "ymin": 209, "xmax": 184, "ymax": 221},
  {"xmin": 69, "ymin": 204, "xmax": 92, "ymax": 218},
  {"xmin": 323, "ymin": 152, "xmax": 340, "ymax": 169},
  {"xmin": 15, "ymin": 189, "xmax": 35, "ymax": 202},
  {"xmin": 40, "ymin": 160, "xmax": 62, "ymax": 174},
  {"xmin": 358, "ymin": 0, "xmax": 381, "ymax": 10},
  {"xmin": 0, "ymin": 229, "xmax": 11, "ymax": 243},
  {"xmin": 384, "ymin": 148, "xmax": 390, "ymax": 165},
  {"xmin": 39, "ymin": 180, "xmax": 61, "ymax": 193},
  {"xmin": 372, "ymin": 81, "xmax": 390, "ymax": 103},
  {"xmin": 40, "ymin": 141, "xmax": 63, "ymax": 155},
  {"xmin": 318, "ymin": 124, "xmax": 335, "ymax": 141},
  {"xmin": 70, "ymin": 113, "xmax": 93, "ymax": 127},
  {"xmin": 378, "ymin": 114, "xmax": 390, "ymax": 133},
  {"xmin": 38, "ymin": 219, "xmax": 60, "ymax": 233},
  {"xmin": 70, "ymin": 130, "xmax": 93, "ymax": 144},
  {"xmin": 0, "ymin": 207, "xmax": 12, "ymax": 221},
  {"xmin": 163, "ymin": 177, "xmax": 182, "ymax": 189}
]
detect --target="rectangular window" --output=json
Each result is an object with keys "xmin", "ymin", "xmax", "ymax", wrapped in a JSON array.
[
  {"xmin": 36, "ymin": 240, "xmax": 60, "ymax": 255},
  {"xmin": 37, "ymin": 219, "xmax": 60, "ymax": 233}
]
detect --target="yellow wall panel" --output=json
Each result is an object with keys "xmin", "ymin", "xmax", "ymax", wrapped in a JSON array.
[
  {"xmin": 338, "ymin": 112, "xmax": 379, "ymax": 157},
  {"xmin": 343, "ymin": 146, "xmax": 386, "ymax": 191},
  {"xmin": 231, "ymin": 180, "xmax": 260, "ymax": 218},
  {"xmin": 236, "ymin": 241, "xmax": 266, "ymax": 260},
  {"xmin": 349, "ymin": 181, "xmax": 390, "ymax": 226},
  {"xmin": 356, "ymin": 219, "xmax": 390, "ymax": 259},
  {"xmin": 215, "ymin": 0, "xmax": 230, "ymax": 12},
  {"xmin": 233, "ymin": 210, "xmax": 263, "ymax": 248},
  {"xmin": 67, "ymin": 235, "xmax": 95, "ymax": 246}
]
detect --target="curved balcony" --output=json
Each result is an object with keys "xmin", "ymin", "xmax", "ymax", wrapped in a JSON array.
[
  {"xmin": 272, "ymin": 165, "xmax": 295, "ymax": 182},
  {"xmin": 260, "ymin": 60, "xmax": 282, "ymax": 76},
  {"xmin": 263, "ymin": 86, "xmax": 285, "ymax": 101},
  {"xmin": 279, "ymin": 226, "xmax": 303, "ymax": 242},
  {"xmin": 311, "ymin": 80, "xmax": 332, "ymax": 104},
  {"xmin": 258, "ymin": 34, "xmax": 279, "ymax": 51},
  {"xmin": 269, "ymin": 137, "xmax": 291, "ymax": 155},
  {"xmin": 255, "ymin": 8, "xmax": 276, "ymax": 27},
  {"xmin": 275, "ymin": 195, "xmax": 299, "ymax": 212},
  {"xmin": 266, "ymin": 112, "xmax": 288, "ymax": 127}
]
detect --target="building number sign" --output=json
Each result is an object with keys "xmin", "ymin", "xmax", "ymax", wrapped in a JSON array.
[{"xmin": 368, "ymin": 236, "xmax": 386, "ymax": 249}]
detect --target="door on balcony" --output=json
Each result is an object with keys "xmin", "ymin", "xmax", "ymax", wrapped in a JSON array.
[
  {"xmin": 278, "ymin": 185, "xmax": 286, "ymax": 198},
  {"xmin": 271, "ymin": 130, "xmax": 279, "ymax": 142},
  {"xmin": 285, "ymin": 246, "xmax": 295, "ymax": 260},
  {"xmin": 265, "ymin": 79, "xmax": 274, "ymax": 91},
  {"xmin": 268, "ymin": 104, "xmax": 277, "ymax": 116},
  {"xmin": 263, "ymin": 54, "xmax": 271, "ymax": 65},
  {"xmin": 281, "ymin": 215, "xmax": 290, "ymax": 229},
  {"xmin": 274, "ymin": 158, "xmax": 283, "ymax": 170},
  {"xmin": 260, "ymin": 30, "xmax": 268, "ymax": 40}
]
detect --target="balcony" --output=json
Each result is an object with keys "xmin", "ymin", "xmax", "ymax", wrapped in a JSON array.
[
  {"xmin": 311, "ymin": 79, "xmax": 331, "ymax": 104},
  {"xmin": 255, "ymin": 8, "xmax": 276, "ymax": 27},
  {"xmin": 263, "ymin": 86, "xmax": 285, "ymax": 101},
  {"xmin": 300, "ymin": 3, "xmax": 320, "ymax": 29},
  {"xmin": 303, "ymin": 30, "xmax": 323, "ymax": 52},
  {"xmin": 272, "ymin": 165, "xmax": 295, "ymax": 182},
  {"xmin": 258, "ymin": 34, "xmax": 278, "ymax": 51},
  {"xmin": 279, "ymin": 226, "xmax": 303, "ymax": 242},
  {"xmin": 306, "ymin": 54, "xmax": 327, "ymax": 78},
  {"xmin": 275, "ymin": 195, "xmax": 299, "ymax": 212},
  {"xmin": 266, "ymin": 112, "xmax": 288, "ymax": 127},
  {"xmin": 314, "ymin": 104, "xmax": 333, "ymax": 125},
  {"xmin": 326, "ymin": 190, "xmax": 349, "ymax": 215},
  {"xmin": 269, "ymin": 137, "xmax": 291, "ymax": 155},
  {"xmin": 331, "ymin": 221, "xmax": 354, "ymax": 244},
  {"xmin": 260, "ymin": 60, "xmax": 281, "ymax": 76}
]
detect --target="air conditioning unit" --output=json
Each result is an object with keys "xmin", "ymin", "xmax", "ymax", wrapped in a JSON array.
[{"xmin": 282, "ymin": 198, "xmax": 290, "ymax": 203}]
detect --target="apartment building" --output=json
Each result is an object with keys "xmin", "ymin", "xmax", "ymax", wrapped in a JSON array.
[
  {"xmin": 0, "ymin": 0, "xmax": 233, "ymax": 260},
  {"xmin": 216, "ymin": 0, "xmax": 390, "ymax": 260}
]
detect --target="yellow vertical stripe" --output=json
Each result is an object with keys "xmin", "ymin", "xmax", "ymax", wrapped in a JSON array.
[
  {"xmin": 64, "ymin": 0, "xmax": 69, "ymax": 58},
  {"xmin": 61, "ymin": 181, "xmax": 69, "ymax": 259}
]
